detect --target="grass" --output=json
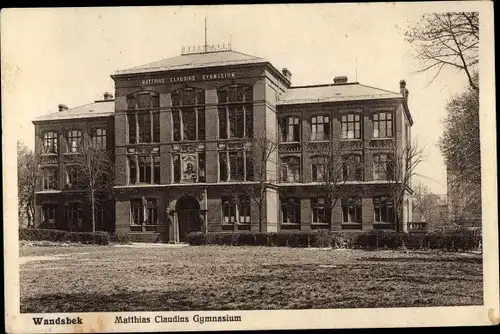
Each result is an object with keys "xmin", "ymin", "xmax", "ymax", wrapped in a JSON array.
[{"xmin": 19, "ymin": 245, "xmax": 483, "ymax": 313}]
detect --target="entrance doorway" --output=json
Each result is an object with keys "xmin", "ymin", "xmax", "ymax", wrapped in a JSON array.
[{"xmin": 176, "ymin": 196, "xmax": 201, "ymax": 242}]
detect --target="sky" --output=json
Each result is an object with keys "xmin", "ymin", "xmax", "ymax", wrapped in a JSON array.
[{"xmin": 1, "ymin": 3, "xmax": 483, "ymax": 194}]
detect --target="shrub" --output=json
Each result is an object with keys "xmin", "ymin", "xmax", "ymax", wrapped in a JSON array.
[
  {"xmin": 19, "ymin": 228, "xmax": 110, "ymax": 245},
  {"xmin": 185, "ymin": 231, "xmax": 206, "ymax": 245},
  {"xmin": 183, "ymin": 229, "xmax": 481, "ymax": 252},
  {"xmin": 110, "ymin": 232, "xmax": 132, "ymax": 244}
]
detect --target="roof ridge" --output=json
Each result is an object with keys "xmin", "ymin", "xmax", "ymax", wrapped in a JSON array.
[
  {"xmin": 291, "ymin": 82, "xmax": 360, "ymax": 89},
  {"xmin": 230, "ymin": 49, "xmax": 267, "ymax": 60},
  {"xmin": 358, "ymin": 83, "xmax": 400, "ymax": 95}
]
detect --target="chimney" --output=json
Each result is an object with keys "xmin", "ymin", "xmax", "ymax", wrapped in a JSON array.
[
  {"xmin": 58, "ymin": 104, "xmax": 68, "ymax": 112},
  {"xmin": 103, "ymin": 92, "xmax": 114, "ymax": 100},
  {"xmin": 400, "ymin": 79, "xmax": 409, "ymax": 103},
  {"xmin": 282, "ymin": 68, "xmax": 292, "ymax": 82},
  {"xmin": 333, "ymin": 76, "xmax": 348, "ymax": 84}
]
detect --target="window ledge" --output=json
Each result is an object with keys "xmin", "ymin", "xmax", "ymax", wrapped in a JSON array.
[
  {"xmin": 41, "ymin": 153, "xmax": 58, "ymax": 157},
  {"xmin": 341, "ymin": 222, "xmax": 362, "ymax": 225},
  {"xmin": 371, "ymin": 137, "xmax": 393, "ymax": 141},
  {"xmin": 280, "ymin": 141, "xmax": 301, "ymax": 144},
  {"xmin": 281, "ymin": 223, "xmax": 300, "ymax": 225},
  {"xmin": 311, "ymin": 223, "xmax": 329, "ymax": 226},
  {"xmin": 308, "ymin": 140, "xmax": 330, "ymax": 143},
  {"xmin": 340, "ymin": 139, "xmax": 362, "ymax": 142}
]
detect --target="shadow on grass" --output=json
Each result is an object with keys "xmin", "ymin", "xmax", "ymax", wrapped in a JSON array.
[{"xmin": 362, "ymin": 256, "xmax": 482, "ymax": 264}]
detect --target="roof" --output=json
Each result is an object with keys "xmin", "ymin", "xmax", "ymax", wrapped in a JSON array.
[
  {"xmin": 277, "ymin": 83, "xmax": 402, "ymax": 105},
  {"xmin": 114, "ymin": 50, "xmax": 269, "ymax": 75},
  {"xmin": 33, "ymin": 100, "xmax": 115, "ymax": 122}
]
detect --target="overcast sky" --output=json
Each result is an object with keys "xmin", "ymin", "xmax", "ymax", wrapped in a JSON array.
[{"xmin": 2, "ymin": 3, "xmax": 486, "ymax": 194}]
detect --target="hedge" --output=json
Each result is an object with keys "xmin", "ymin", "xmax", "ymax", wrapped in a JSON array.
[
  {"xmin": 185, "ymin": 229, "xmax": 481, "ymax": 252},
  {"xmin": 19, "ymin": 228, "xmax": 110, "ymax": 245}
]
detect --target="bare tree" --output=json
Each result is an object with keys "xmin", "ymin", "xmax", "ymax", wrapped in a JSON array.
[
  {"xmin": 17, "ymin": 140, "xmax": 41, "ymax": 228},
  {"xmin": 439, "ymin": 78, "xmax": 481, "ymax": 225},
  {"xmin": 404, "ymin": 12, "xmax": 479, "ymax": 91},
  {"xmin": 234, "ymin": 134, "xmax": 278, "ymax": 232},
  {"xmin": 67, "ymin": 137, "xmax": 115, "ymax": 232},
  {"xmin": 305, "ymin": 137, "xmax": 367, "ymax": 227},
  {"xmin": 386, "ymin": 139, "xmax": 425, "ymax": 233}
]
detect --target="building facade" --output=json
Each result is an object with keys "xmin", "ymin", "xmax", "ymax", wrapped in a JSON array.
[{"xmin": 33, "ymin": 47, "xmax": 414, "ymax": 242}]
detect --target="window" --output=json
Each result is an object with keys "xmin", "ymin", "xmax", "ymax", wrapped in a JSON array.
[
  {"xmin": 127, "ymin": 91, "xmax": 160, "ymax": 144},
  {"xmin": 67, "ymin": 130, "xmax": 82, "ymax": 153},
  {"xmin": 173, "ymin": 154, "xmax": 181, "ymax": 183},
  {"xmin": 342, "ymin": 198, "xmax": 362, "ymax": 223},
  {"xmin": 373, "ymin": 197, "xmax": 394, "ymax": 223},
  {"xmin": 281, "ymin": 157, "xmax": 301, "ymax": 182},
  {"xmin": 91, "ymin": 128, "xmax": 107, "ymax": 149},
  {"xmin": 311, "ymin": 156, "xmax": 328, "ymax": 182},
  {"xmin": 171, "ymin": 88, "xmax": 205, "ymax": 141},
  {"xmin": 281, "ymin": 198, "xmax": 301, "ymax": 224},
  {"xmin": 94, "ymin": 203, "xmax": 105, "ymax": 231},
  {"xmin": 154, "ymin": 156, "xmax": 161, "ymax": 184},
  {"xmin": 128, "ymin": 156, "xmax": 137, "ymax": 185},
  {"xmin": 221, "ymin": 196, "xmax": 251, "ymax": 225},
  {"xmin": 171, "ymin": 153, "xmax": 205, "ymax": 183},
  {"xmin": 311, "ymin": 115, "xmax": 330, "ymax": 141},
  {"xmin": 222, "ymin": 196, "xmax": 237, "ymax": 224},
  {"xmin": 373, "ymin": 154, "xmax": 393, "ymax": 180},
  {"xmin": 145, "ymin": 199, "xmax": 158, "ymax": 225},
  {"xmin": 127, "ymin": 92, "xmax": 159, "ymax": 110},
  {"xmin": 239, "ymin": 196, "xmax": 251, "ymax": 224},
  {"xmin": 42, "ymin": 167, "xmax": 58, "ymax": 190},
  {"xmin": 139, "ymin": 156, "xmax": 152, "ymax": 183},
  {"xmin": 66, "ymin": 202, "xmax": 83, "ymax": 231},
  {"xmin": 129, "ymin": 197, "xmax": 160, "ymax": 227},
  {"xmin": 342, "ymin": 155, "xmax": 363, "ymax": 181},
  {"xmin": 373, "ymin": 112, "xmax": 393, "ymax": 138},
  {"xmin": 341, "ymin": 114, "xmax": 361, "ymax": 139},
  {"xmin": 128, "ymin": 155, "xmax": 161, "ymax": 185},
  {"xmin": 312, "ymin": 198, "xmax": 328, "ymax": 224},
  {"xmin": 130, "ymin": 199, "xmax": 144, "ymax": 225},
  {"xmin": 42, "ymin": 131, "xmax": 58, "ymax": 154},
  {"xmin": 65, "ymin": 165, "xmax": 81, "ymax": 188},
  {"xmin": 280, "ymin": 116, "xmax": 300, "ymax": 142},
  {"xmin": 219, "ymin": 151, "xmax": 253, "ymax": 182},
  {"xmin": 218, "ymin": 85, "xmax": 253, "ymax": 139},
  {"xmin": 42, "ymin": 204, "xmax": 57, "ymax": 225}
]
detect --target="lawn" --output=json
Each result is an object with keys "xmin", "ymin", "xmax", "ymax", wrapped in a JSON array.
[{"xmin": 19, "ymin": 244, "xmax": 483, "ymax": 313}]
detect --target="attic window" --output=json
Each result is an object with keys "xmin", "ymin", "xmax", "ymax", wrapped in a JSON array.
[{"xmin": 89, "ymin": 109, "xmax": 95, "ymax": 112}]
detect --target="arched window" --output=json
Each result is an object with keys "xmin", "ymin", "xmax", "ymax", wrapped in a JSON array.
[
  {"xmin": 342, "ymin": 154, "xmax": 363, "ymax": 181},
  {"xmin": 373, "ymin": 153, "xmax": 393, "ymax": 180},
  {"xmin": 217, "ymin": 85, "xmax": 253, "ymax": 139},
  {"xmin": 171, "ymin": 87, "xmax": 205, "ymax": 141},
  {"xmin": 127, "ymin": 91, "xmax": 160, "ymax": 144},
  {"xmin": 311, "ymin": 155, "xmax": 328, "ymax": 182},
  {"xmin": 281, "ymin": 156, "xmax": 301, "ymax": 182}
]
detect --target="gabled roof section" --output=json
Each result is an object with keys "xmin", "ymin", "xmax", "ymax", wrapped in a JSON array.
[
  {"xmin": 114, "ymin": 50, "xmax": 269, "ymax": 75},
  {"xmin": 33, "ymin": 100, "xmax": 115, "ymax": 122},
  {"xmin": 278, "ymin": 83, "xmax": 402, "ymax": 105}
]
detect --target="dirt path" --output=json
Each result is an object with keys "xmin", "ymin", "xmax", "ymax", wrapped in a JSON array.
[{"xmin": 19, "ymin": 252, "xmax": 91, "ymax": 264}]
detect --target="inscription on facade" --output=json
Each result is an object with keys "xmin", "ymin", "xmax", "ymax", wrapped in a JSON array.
[{"xmin": 141, "ymin": 72, "xmax": 236, "ymax": 85}]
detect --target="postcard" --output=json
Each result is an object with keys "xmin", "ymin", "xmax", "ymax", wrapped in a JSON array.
[{"xmin": 2, "ymin": 2, "xmax": 498, "ymax": 332}]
